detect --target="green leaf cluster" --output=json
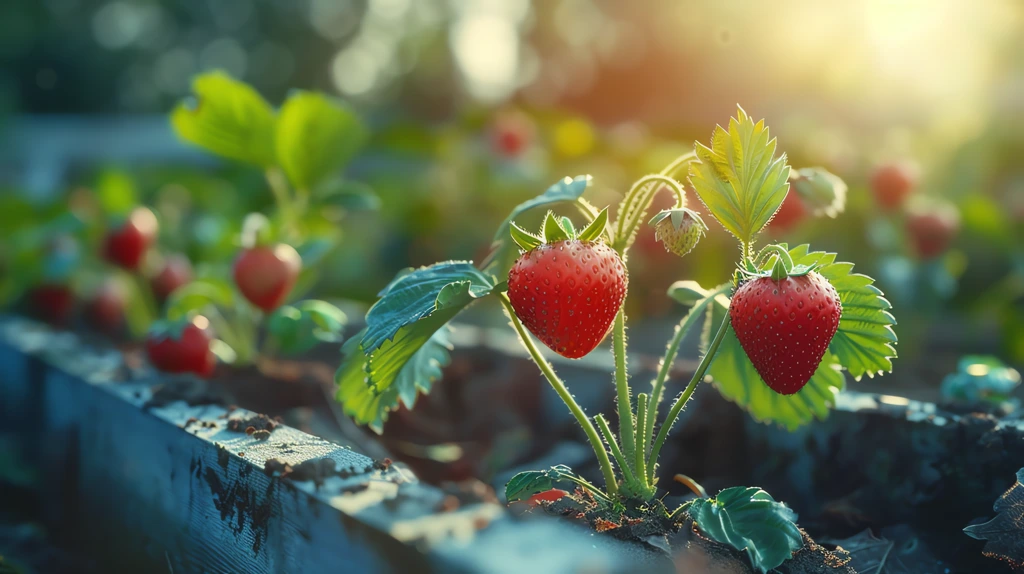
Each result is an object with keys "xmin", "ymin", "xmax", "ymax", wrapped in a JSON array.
[{"xmin": 171, "ymin": 71, "xmax": 366, "ymax": 192}]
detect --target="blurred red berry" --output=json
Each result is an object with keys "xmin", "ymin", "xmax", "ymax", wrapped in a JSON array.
[
  {"xmin": 906, "ymin": 201, "xmax": 960, "ymax": 259},
  {"xmin": 233, "ymin": 244, "xmax": 302, "ymax": 312},
  {"xmin": 768, "ymin": 191, "xmax": 808, "ymax": 232},
  {"xmin": 28, "ymin": 284, "xmax": 75, "ymax": 326},
  {"xmin": 491, "ymin": 111, "xmax": 534, "ymax": 158},
  {"xmin": 145, "ymin": 317, "xmax": 216, "ymax": 377},
  {"xmin": 871, "ymin": 162, "xmax": 919, "ymax": 211},
  {"xmin": 150, "ymin": 254, "xmax": 193, "ymax": 303},
  {"xmin": 103, "ymin": 207, "xmax": 158, "ymax": 270},
  {"xmin": 85, "ymin": 279, "xmax": 126, "ymax": 333}
]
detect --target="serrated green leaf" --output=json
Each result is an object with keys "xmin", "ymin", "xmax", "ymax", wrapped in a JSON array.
[
  {"xmin": 336, "ymin": 324, "xmax": 453, "ymax": 432},
  {"xmin": 483, "ymin": 175, "xmax": 592, "ymax": 276},
  {"xmin": 510, "ymin": 222, "xmax": 543, "ymax": 251},
  {"xmin": 577, "ymin": 207, "xmax": 609, "ymax": 242},
  {"xmin": 165, "ymin": 278, "xmax": 235, "ymax": 320},
  {"xmin": 689, "ymin": 106, "xmax": 791, "ymax": 245},
  {"xmin": 688, "ymin": 486, "xmax": 803, "ymax": 573},
  {"xmin": 786, "ymin": 244, "xmax": 898, "ymax": 379},
  {"xmin": 171, "ymin": 71, "xmax": 277, "ymax": 166},
  {"xmin": 276, "ymin": 91, "xmax": 367, "ymax": 190},
  {"xmin": 362, "ymin": 261, "xmax": 494, "ymax": 352}
]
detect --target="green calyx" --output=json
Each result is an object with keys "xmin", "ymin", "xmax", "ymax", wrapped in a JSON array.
[
  {"xmin": 741, "ymin": 243, "xmax": 818, "ymax": 281},
  {"xmin": 649, "ymin": 207, "xmax": 707, "ymax": 258},
  {"xmin": 510, "ymin": 207, "xmax": 609, "ymax": 251}
]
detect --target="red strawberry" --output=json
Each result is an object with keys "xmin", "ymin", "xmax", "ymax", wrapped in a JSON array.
[
  {"xmin": 870, "ymin": 162, "xmax": 918, "ymax": 211},
  {"xmin": 729, "ymin": 272, "xmax": 842, "ymax": 395},
  {"xmin": 103, "ymin": 207, "xmax": 158, "ymax": 270},
  {"xmin": 524, "ymin": 489, "xmax": 570, "ymax": 507},
  {"xmin": 145, "ymin": 316, "xmax": 216, "ymax": 377},
  {"xmin": 508, "ymin": 240, "xmax": 627, "ymax": 359},
  {"xmin": 150, "ymin": 254, "xmax": 193, "ymax": 303},
  {"xmin": 28, "ymin": 284, "xmax": 75, "ymax": 326},
  {"xmin": 233, "ymin": 244, "xmax": 302, "ymax": 312},
  {"xmin": 768, "ymin": 191, "xmax": 808, "ymax": 232},
  {"xmin": 85, "ymin": 278, "xmax": 126, "ymax": 333},
  {"xmin": 905, "ymin": 201, "xmax": 959, "ymax": 259}
]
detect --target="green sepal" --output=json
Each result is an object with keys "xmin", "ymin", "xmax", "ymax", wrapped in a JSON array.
[
  {"xmin": 542, "ymin": 211, "xmax": 570, "ymax": 243},
  {"xmin": 559, "ymin": 216, "xmax": 576, "ymax": 237},
  {"xmin": 770, "ymin": 256, "xmax": 788, "ymax": 281},
  {"xmin": 510, "ymin": 222, "xmax": 543, "ymax": 251},
  {"xmin": 577, "ymin": 208, "xmax": 609, "ymax": 242}
]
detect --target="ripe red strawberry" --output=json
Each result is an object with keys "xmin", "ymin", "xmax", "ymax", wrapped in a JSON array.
[
  {"xmin": 871, "ymin": 162, "xmax": 918, "ymax": 211},
  {"xmin": 145, "ymin": 316, "xmax": 216, "ymax": 377},
  {"xmin": 150, "ymin": 254, "xmax": 193, "ymax": 303},
  {"xmin": 905, "ymin": 200, "xmax": 959, "ymax": 259},
  {"xmin": 103, "ymin": 207, "xmax": 159, "ymax": 270},
  {"xmin": 233, "ymin": 244, "xmax": 302, "ymax": 312},
  {"xmin": 768, "ymin": 191, "xmax": 808, "ymax": 232},
  {"xmin": 729, "ymin": 272, "xmax": 842, "ymax": 395},
  {"xmin": 508, "ymin": 240, "xmax": 627, "ymax": 359}
]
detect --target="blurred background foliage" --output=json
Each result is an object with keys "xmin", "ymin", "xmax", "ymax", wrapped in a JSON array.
[{"xmin": 1, "ymin": 0, "xmax": 1023, "ymax": 371}]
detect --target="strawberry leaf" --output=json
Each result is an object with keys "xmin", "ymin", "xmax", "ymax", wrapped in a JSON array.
[
  {"xmin": 689, "ymin": 106, "xmax": 791, "ymax": 246},
  {"xmin": 336, "ymin": 324, "xmax": 453, "ymax": 432},
  {"xmin": 505, "ymin": 465, "xmax": 609, "ymax": 504},
  {"xmin": 275, "ymin": 91, "xmax": 367, "ymax": 191},
  {"xmin": 786, "ymin": 244, "xmax": 898, "ymax": 379},
  {"xmin": 483, "ymin": 175, "xmax": 592, "ymax": 276},
  {"xmin": 165, "ymin": 278, "xmax": 235, "ymax": 321},
  {"xmin": 687, "ymin": 486, "xmax": 803, "ymax": 573},
  {"xmin": 361, "ymin": 261, "xmax": 495, "ymax": 352},
  {"xmin": 171, "ymin": 71, "xmax": 277, "ymax": 167},
  {"xmin": 963, "ymin": 467, "xmax": 1024, "ymax": 568}
]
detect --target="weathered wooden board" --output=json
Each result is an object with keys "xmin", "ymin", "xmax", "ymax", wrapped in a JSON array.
[{"xmin": 1, "ymin": 317, "xmax": 641, "ymax": 573}]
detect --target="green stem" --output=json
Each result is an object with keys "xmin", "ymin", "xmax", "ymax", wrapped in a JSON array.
[
  {"xmin": 648, "ymin": 313, "xmax": 732, "ymax": 483},
  {"xmin": 659, "ymin": 151, "xmax": 698, "ymax": 178},
  {"xmin": 125, "ymin": 272, "xmax": 157, "ymax": 339},
  {"xmin": 612, "ymin": 174, "xmax": 689, "ymax": 252},
  {"xmin": 644, "ymin": 283, "xmax": 732, "ymax": 459},
  {"xmin": 499, "ymin": 295, "xmax": 619, "ymax": 496},
  {"xmin": 595, "ymin": 414, "xmax": 636, "ymax": 488},
  {"xmin": 265, "ymin": 168, "xmax": 298, "ymax": 237},
  {"xmin": 205, "ymin": 306, "xmax": 249, "ymax": 364},
  {"xmin": 612, "ymin": 309, "xmax": 635, "ymax": 473},
  {"xmin": 635, "ymin": 393, "xmax": 649, "ymax": 486}
]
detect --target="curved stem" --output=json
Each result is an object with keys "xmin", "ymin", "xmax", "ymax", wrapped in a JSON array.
[
  {"xmin": 644, "ymin": 283, "xmax": 732, "ymax": 457},
  {"xmin": 648, "ymin": 313, "xmax": 732, "ymax": 483},
  {"xmin": 499, "ymin": 295, "xmax": 619, "ymax": 496},
  {"xmin": 612, "ymin": 309, "xmax": 635, "ymax": 473},
  {"xmin": 612, "ymin": 174, "xmax": 689, "ymax": 252},
  {"xmin": 755, "ymin": 244, "xmax": 794, "ymax": 269},
  {"xmin": 659, "ymin": 151, "xmax": 698, "ymax": 178}
]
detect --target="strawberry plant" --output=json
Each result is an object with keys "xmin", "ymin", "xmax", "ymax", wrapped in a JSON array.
[
  {"xmin": 335, "ymin": 107, "xmax": 897, "ymax": 572},
  {"xmin": 147, "ymin": 72, "xmax": 375, "ymax": 375}
]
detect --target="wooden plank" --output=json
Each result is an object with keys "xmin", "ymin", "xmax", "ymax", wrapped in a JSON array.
[{"xmin": 0, "ymin": 317, "xmax": 639, "ymax": 573}]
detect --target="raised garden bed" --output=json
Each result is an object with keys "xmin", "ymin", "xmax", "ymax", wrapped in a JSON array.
[{"xmin": 1, "ymin": 314, "xmax": 1021, "ymax": 572}]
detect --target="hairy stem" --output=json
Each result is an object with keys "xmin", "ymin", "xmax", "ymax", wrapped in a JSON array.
[
  {"xmin": 612, "ymin": 174, "xmax": 690, "ymax": 252},
  {"xmin": 612, "ymin": 309, "xmax": 635, "ymax": 474},
  {"xmin": 648, "ymin": 313, "xmax": 732, "ymax": 483},
  {"xmin": 644, "ymin": 284, "xmax": 732, "ymax": 459},
  {"xmin": 659, "ymin": 151, "xmax": 698, "ymax": 178},
  {"xmin": 635, "ymin": 393, "xmax": 649, "ymax": 487},
  {"xmin": 499, "ymin": 295, "xmax": 618, "ymax": 496},
  {"xmin": 595, "ymin": 414, "xmax": 636, "ymax": 488}
]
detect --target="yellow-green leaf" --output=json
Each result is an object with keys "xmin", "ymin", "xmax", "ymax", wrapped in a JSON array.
[
  {"xmin": 689, "ymin": 106, "xmax": 790, "ymax": 245},
  {"xmin": 170, "ymin": 71, "xmax": 277, "ymax": 166},
  {"xmin": 276, "ymin": 91, "xmax": 367, "ymax": 191}
]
